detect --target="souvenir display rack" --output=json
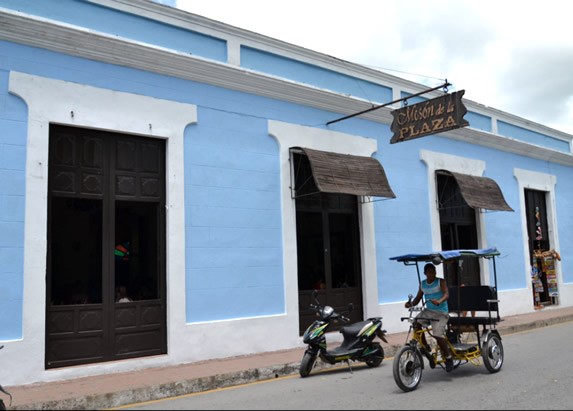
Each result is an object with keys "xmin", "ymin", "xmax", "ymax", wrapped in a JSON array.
[{"xmin": 531, "ymin": 206, "xmax": 560, "ymax": 308}]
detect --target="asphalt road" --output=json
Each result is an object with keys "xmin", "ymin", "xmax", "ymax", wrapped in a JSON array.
[{"xmin": 118, "ymin": 321, "xmax": 573, "ymax": 410}]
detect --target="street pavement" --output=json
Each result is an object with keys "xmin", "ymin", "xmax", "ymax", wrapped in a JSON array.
[{"xmin": 5, "ymin": 305, "xmax": 573, "ymax": 410}]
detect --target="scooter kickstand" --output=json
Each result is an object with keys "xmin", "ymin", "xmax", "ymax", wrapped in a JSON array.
[{"xmin": 345, "ymin": 359, "xmax": 353, "ymax": 374}]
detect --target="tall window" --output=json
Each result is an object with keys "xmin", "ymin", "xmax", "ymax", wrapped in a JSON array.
[{"xmin": 437, "ymin": 172, "xmax": 479, "ymax": 286}]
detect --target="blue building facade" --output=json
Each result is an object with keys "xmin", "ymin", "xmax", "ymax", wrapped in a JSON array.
[{"xmin": 0, "ymin": 0, "xmax": 571, "ymax": 385}]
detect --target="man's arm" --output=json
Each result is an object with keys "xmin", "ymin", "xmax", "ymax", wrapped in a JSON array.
[{"xmin": 437, "ymin": 278, "xmax": 449, "ymax": 304}]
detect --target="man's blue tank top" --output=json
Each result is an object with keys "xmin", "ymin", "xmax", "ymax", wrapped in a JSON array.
[{"xmin": 422, "ymin": 279, "xmax": 448, "ymax": 313}]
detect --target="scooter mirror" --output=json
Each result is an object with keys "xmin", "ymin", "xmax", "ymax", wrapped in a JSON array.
[
  {"xmin": 312, "ymin": 289, "xmax": 321, "ymax": 306},
  {"xmin": 347, "ymin": 303, "xmax": 354, "ymax": 312}
]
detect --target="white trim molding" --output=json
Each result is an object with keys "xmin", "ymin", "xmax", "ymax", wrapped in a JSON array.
[
  {"xmin": 7, "ymin": 71, "xmax": 196, "ymax": 385},
  {"xmin": 268, "ymin": 120, "xmax": 381, "ymax": 321},
  {"xmin": 513, "ymin": 168, "xmax": 560, "ymax": 306},
  {"xmin": 420, "ymin": 150, "xmax": 491, "ymax": 282}
]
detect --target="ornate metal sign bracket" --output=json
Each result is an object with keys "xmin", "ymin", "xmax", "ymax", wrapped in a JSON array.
[{"xmin": 326, "ymin": 81, "xmax": 451, "ymax": 126}]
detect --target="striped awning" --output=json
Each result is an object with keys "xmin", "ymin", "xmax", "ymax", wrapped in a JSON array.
[{"xmin": 299, "ymin": 148, "xmax": 396, "ymax": 198}]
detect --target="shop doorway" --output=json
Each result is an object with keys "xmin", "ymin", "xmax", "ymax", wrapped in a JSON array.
[
  {"xmin": 437, "ymin": 172, "xmax": 480, "ymax": 286},
  {"xmin": 293, "ymin": 152, "xmax": 363, "ymax": 335},
  {"xmin": 46, "ymin": 125, "xmax": 167, "ymax": 369},
  {"xmin": 525, "ymin": 189, "xmax": 559, "ymax": 308}
]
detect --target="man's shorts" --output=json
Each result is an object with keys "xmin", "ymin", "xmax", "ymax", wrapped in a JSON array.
[{"xmin": 416, "ymin": 309, "xmax": 449, "ymax": 337}]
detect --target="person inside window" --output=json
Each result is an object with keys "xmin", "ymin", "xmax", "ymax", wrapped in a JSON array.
[
  {"xmin": 115, "ymin": 285, "xmax": 132, "ymax": 303},
  {"xmin": 405, "ymin": 263, "xmax": 454, "ymax": 372}
]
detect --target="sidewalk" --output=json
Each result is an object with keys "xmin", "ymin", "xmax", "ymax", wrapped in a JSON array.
[{"xmin": 5, "ymin": 305, "xmax": 573, "ymax": 410}]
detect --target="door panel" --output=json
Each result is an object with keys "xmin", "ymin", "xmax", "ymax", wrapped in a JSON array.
[
  {"xmin": 296, "ymin": 197, "xmax": 363, "ymax": 335},
  {"xmin": 114, "ymin": 300, "xmax": 164, "ymax": 357},
  {"xmin": 46, "ymin": 305, "xmax": 106, "ymax": 368},
  {"xmin": 46, "ymin": 125, "xmax": 166, "ymax": 368},
  {"xmin": 296, "ymin": 211, "xmax": 325, "ymax": 291}
]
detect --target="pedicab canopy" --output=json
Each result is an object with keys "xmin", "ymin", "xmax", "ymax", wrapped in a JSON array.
[
  {"xmin": 390, "ymin": 247, "xmax": 502, "ymax": 304},
  {"xmin": 389, "ymin": 247, "xmax": 500, "ymax": 264}
]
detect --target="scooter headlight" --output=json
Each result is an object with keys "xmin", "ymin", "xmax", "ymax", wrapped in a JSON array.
[{"xmin": 321, "ymin": 306, "xmax": 334, "ymax": 319}]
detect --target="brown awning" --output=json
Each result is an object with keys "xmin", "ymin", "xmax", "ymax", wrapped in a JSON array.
[
  {"xmin": 440, "ymin": 170, "xmax": 513, "ymax": 212},
  {"xmin": 299, "ymin": 148, "xmax": 396, "ymax": 198}
]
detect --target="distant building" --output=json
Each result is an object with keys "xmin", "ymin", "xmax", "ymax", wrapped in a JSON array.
[{"xmin": 0, "ymin": 0, "xmax": 571, "ymax": 386}]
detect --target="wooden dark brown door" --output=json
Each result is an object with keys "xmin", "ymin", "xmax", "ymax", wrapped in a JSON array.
[
  {"xmin": 293, "ymin": 153, "xmax": 363, "ymax": 335},
  {"xmin": 46, "ymin": 125, "xmax": 166, "ymax": 369}
]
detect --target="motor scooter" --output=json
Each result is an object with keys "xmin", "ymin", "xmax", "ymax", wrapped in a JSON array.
[
  {"xmin": 300, "ymin": 290, "xmax": 388, "ymax": 377},
  {"xmin": 0, "ymin": 346, "xmax": 12, "ymax": 410}
]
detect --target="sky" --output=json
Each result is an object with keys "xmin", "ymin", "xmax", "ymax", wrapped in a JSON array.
[{"xmin": 153, "ymin": 0, "xmax": 573, "ymax": 136}]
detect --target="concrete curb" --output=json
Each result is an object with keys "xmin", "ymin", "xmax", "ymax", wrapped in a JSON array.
[
  {"xmin": 498, "ymin": 315, "xmax": 573, "ymax": 335},
  {"xmin": 12, "ymin": 364, "xmax": 303, "ymax": 410}
]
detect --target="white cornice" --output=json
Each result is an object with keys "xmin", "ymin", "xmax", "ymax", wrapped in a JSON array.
[
  {"xmin": 0, "ymin": 8, "xmax": 394, "ymax": 118},
  {"xmin": 447, "ymin": 127, "xmax": 573, "ymax": 166},
  {"xmin": 0, "ymin": 7, "xmax": 572, "ymax": 167},
  {"xmin": 87, "ymin": 0, "xmax": 430, "ymax": 95}
]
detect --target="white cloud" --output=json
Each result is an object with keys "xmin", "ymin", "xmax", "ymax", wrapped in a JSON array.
[{"xmin": 175, "ymin": 0, "xmax": 573, "ymax": 135}]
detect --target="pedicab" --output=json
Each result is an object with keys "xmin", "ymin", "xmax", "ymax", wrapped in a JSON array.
[{"xmin": 389, "ymin": 247, "xmax": 504, "ymax": 392}]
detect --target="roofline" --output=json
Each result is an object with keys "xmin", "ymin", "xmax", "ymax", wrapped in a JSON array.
[{"xmin": 1, "ymin": 5, "xmax": 571, "ymax": 166}]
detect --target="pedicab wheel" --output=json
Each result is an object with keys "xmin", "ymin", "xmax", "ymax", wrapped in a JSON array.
[
  {"xmin": 482, "ymin": 334, "xmax": 504, "ymax": 373},
  {"xmin": 365, "ymin": 342, "xmax": 384, "ymax": 367},
  {"xmin": 300, "ymin": 352, "xmax": 317, "ymax": 378},
  {"xmin": 393, "ymin": 345, "xmax": 423, "ymax": 392}
]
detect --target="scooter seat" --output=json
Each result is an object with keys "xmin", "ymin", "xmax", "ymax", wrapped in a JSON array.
[{"xmin": 340, "ymin": 320, "xmax": 372, "ymax": 338}]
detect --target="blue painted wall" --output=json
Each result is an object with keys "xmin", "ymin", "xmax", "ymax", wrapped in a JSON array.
[
  {"xmin": 184, "ymin": 108, "xmax": 285, "ymax": 321},
  {"xmin": 0, "ymin": 0, "xmax": 572, "ymax": 338},
  {"xmin": 466, "ymin": 111, "xmax": 492, "ymax": 133},
  {"xmin": 498, "ymin": 121, "xmax": 570, "ymax": 153},
  {"xmin": 241, "ymin": 47, "xmax": 393, "ymax": 104},
  {"xmin": 0, "ymin": 40, "xmax": 292, "ymax": 333},
  {"xmin": 0, "ymin": 68, "xmax": 26, "ymax": 339},
  {"xmin": 376, "ymin": 132, "xmax": 573, "ymax": 303}
]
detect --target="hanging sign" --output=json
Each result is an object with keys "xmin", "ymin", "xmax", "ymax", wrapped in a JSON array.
[{"xmin": 390, "ymin": 90, "xmax": 469, "ymax": 144}]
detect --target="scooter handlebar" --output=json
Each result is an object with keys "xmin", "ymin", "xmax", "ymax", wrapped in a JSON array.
[{"xmin": 308, "ymin": 302, "xmax": 350, "ymax": 322}]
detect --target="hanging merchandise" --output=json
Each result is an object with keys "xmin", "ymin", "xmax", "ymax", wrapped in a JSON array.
[
  {"xmin": 541, "ymin": 250, "xmax": 560, "ymax": 298},
  {"xmin": 535, "ymin": 207, "xmax": 543, "ymax": 241},
  {"xmin": 531, "ymin": 261, "xmax": 544, "ymax": 294},
  {"xmin": 531, "ymin": 207, "xmax": 545, "ymax": 308},
  {"xmin": 531, "ymin": 254, "xmax": 544, "ymax": 309}
]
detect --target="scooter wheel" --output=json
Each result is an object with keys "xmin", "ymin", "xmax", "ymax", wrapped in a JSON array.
[
  {"xmin": 365, "ymin": 342, "xmax": 384, "ymax": 367},
  {"xmin": 366, "ymin": 355, "xmax": 383, "ymax": 367},
  {"xmin": 300, "ymin": 352, "xmax": 317, "ymax": 378}
]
